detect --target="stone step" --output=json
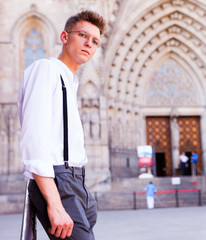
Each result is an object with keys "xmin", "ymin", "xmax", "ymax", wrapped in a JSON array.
[
  {"xmin": 92, "ymin": 176, "xmax": 206, "ymax": 210},
  {"xmin": 110, "ymin": 176, "xmax": 205, "ymax": 192}
]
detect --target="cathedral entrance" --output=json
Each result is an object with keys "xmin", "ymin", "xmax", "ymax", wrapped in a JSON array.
[
  {"xmin": 146, "ymin": 117, "xmax": 172, "ymax": 176},
  {"xmin": 146, "ymin": 116, "xmax": 203, "ymax": 176}
]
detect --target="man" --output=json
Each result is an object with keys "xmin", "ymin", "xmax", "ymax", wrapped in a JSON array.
[
  {"xmin": 179, "ymin": 152, "xmax": 189, "ymax": 176},
  {"xmin": 17, "ymin": 10, "xmax": 106, "ymax": 240},
  {"xmin": 191, "ymin": 151, "xmax": 198, "ymax": 176},
  {"xmin": 145, "ymin": 181, "xmax": 157, "ymax": 209}
]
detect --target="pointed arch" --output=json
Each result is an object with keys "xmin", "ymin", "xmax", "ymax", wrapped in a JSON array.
[
  {"xmin": 106, "ymin": 0, "xmax": 206, "ymax": 112},
  {"xmin": 82, "ymin": 81, "xmax": 99, "ymax": 99},
  {"xmin": 11, "ymin": 10, "xmax": 57, "ymax": 82},
  {"xmin": 79, "ymin": 81, "xmax": 100, "ymax": 109},
  {"xmin": 105, "ymin": 0, "xmax": 206, "ymax": 70},
  {"xmin": 136, "ymin": 39, "xmax": 206, "ymax": 106}
]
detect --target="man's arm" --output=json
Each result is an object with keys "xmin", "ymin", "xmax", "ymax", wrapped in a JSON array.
[{"xmin": 33, "ymin": 174, "xmax": 73, "ymax": 239}]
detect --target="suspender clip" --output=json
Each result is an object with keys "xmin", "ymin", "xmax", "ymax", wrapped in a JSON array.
[{"xmin": 64, "ymin": 161, "xmax": 69, "ymax": 169}]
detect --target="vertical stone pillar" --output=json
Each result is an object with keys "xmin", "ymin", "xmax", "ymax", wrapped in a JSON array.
[
  {"xmin": 200, "ymin": 110, "xmax": 206, "ymax": 175},
  {"xmin": 170, "ymin": 117, "xmax": 180, "ymax": 175}
]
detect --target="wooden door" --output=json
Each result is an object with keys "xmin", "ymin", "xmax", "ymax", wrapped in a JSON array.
[
  {"xmin": 146, "ymin": 117, "xmax": 172, "ymax": 176},
  {"xmin": 178, "ymin": 116, "xmax": 202, "ymax": 174}
]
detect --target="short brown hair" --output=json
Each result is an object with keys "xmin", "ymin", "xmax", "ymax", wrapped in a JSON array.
[{"xmin": 64, "ymin": 10, "xmax": 106, "ymax": 35}]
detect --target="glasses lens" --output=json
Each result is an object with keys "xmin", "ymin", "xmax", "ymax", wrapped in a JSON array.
[{"xmin": 68, "ymin": 30, "xmax": 101, "ymax": 47}]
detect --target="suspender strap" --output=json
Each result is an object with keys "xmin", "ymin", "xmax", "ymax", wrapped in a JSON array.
[{"xmin": 60, "ymin": 75, "xmax": 69, "ymax": 168}]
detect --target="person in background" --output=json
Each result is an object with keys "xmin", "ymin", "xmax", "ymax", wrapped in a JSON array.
[
  {"xmin": 191, "ymin": 151, "xmax": 198, "ymax": 176},
  {"xmin": 17, "ymin": 10, "xmax": 106, "ymax": 240},
  {"xmin": 179, "ymin": 152, "xmax": 189, "ymax": 176},
  {"xmin": 145, "ymin": 181, "xmax": 157, "ymax": 209}
]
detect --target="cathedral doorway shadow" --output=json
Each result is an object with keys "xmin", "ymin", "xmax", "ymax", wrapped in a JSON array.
[
  {"xmin": 185, "ymin": 151, "xmax": 192, "ymax": 176},
  {"xmin": 155, "ymin": 152, "xmax": 166, "ymax": 177}
]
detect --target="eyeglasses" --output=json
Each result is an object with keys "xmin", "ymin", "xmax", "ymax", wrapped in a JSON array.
[{"xmin": 66, "ymin": 30, "xmax": 101, "ymax": 48}]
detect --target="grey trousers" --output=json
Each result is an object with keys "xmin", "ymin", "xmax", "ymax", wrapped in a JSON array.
[
  {"xmin": 191, "ymin": 162, "xmax": 197, "ymax": 176},
  {"xmin": 28, "ymin": 165, "xmax": 97, "ymax": 240}
]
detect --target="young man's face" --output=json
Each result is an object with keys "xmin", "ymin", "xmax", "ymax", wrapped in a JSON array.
[{"xmin": 63, "ymin": 20, "xmax": 101, "ymax": 69}]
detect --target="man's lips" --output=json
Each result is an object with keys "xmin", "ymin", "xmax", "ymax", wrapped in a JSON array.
[{"xmin": 82, "ymin": 50, "xmax": 90, "ymax": 55}]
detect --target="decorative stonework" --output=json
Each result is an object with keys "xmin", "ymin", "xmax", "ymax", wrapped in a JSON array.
[
  {"xmin": 107, "ymin": 0, "xmax": 206, "ymax": 113},
  {"xmin": 146, "ymin": 60, "xmax": 198, "ymax": 106},
  {"xmin": 0, "ymin": 104, "xmax": 22, "ymax": 174},
  {"xmin": 80, "ymin": 81, "xmax": 101, "ymax": 141}
]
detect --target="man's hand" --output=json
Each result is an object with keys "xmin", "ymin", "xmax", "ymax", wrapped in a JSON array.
[
  {"xmin": 33, "ymin": 173, "xmax": 74, "ymax": 238},
  {"xmin": 48, "ymin": 204, "xmax": 74, "ymax": 238}
]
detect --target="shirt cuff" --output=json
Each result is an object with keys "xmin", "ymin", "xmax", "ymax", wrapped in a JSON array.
[{"xmin": 23, "ymin": 159, "xmax": 55, "ymax": 179}]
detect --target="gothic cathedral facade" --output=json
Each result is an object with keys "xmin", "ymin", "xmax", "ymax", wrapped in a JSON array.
[{"xmin": 0, "ymin": 0, "xmax": 206, "ymax": 185}]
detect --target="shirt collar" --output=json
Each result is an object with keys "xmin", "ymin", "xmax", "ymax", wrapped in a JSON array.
[{"xmin": 49, "ymin": 57, "xmax": 78, "ymax": 83}]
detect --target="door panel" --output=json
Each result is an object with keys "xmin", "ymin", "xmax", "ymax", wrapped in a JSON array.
[
  {"xmin": 146, "ymin": 117, "xmax": 172, "ymax": 176},
  {"xmin": 178, "ymin": 117, "xmax": 202, "ymax": 175}
]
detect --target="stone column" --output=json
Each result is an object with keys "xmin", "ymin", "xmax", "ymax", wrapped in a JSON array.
[
  {"xmin": 200, "ymin": 110, "xmax": 206, "ymax": 175},
  {"xmin": 170, "ymin": 117, "xmax": 180, "ymax": 175}
]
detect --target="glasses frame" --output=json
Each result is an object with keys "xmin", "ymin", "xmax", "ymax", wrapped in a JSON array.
[{"xmin": 66, "ymin": 30, "xmax": 101, "ymax": 48}]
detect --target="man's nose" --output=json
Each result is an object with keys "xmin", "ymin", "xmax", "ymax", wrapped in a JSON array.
[{"xmin": 85, "ymin": 37, "xmax": 93, "ymax": 47}]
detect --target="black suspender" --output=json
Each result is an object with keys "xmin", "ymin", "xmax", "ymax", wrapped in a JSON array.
[{"xmin": 60, "ymin": 75, "xmax": 69, "ymax": 168}]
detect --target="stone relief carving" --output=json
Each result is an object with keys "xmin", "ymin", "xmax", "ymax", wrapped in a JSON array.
[
  {"xmin": 108, "ymin": 0, "xmax": 206, "ymax": 111},
  {"xmin": 109, "ymin": 116, "xmax": 140, "ymax": 150},
  {"xmin": 0, "ymin": 104, "xmax": 21, "ymax": 174},
  {"xmin": 81, "ymin": 108, "xmax": 101, "ymax": 139},
  {"xmin": 80, "ymin": 81, "xmax": 101, "ymax": 140},
  {"xmin": 81, "ymin": 110, "xmax": 91, "ymax": 138},
  {"xmin": 146, "ymin": 60, "xmax": 198, "ymax": 106},
  {"xmin": 90, "ymin": 110, "xmax": 100, "ymax": 139}
]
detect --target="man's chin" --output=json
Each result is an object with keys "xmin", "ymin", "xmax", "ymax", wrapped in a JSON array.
[{"xmin": 79, "ymin": 56, "xmax": 92, "ymax": 64}]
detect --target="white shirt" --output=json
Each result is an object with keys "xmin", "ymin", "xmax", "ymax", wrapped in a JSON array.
[
  {"xmin": 180, "ymin": 155, "xmax": 188, "ymax": 163},
  {"xmin": 17, "ymin": 58, "xmax": 88, "ymax": 179}
]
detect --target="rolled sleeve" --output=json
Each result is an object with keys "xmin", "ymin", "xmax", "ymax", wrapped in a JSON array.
[{"xmin": 23, "ymin": 159, "xmax": 55, "ymax": 179}]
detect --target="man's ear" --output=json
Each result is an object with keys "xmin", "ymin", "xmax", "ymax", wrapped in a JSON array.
[{"xmin": 60, "ymin": 31, "xmax": 68, "ymax": 44}]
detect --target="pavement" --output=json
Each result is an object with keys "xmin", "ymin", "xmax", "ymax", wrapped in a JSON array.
[{"xmin": 0, "ymin": 206, "xmax": 206, "ymax": 240}]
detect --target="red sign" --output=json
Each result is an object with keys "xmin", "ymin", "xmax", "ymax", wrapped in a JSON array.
[{"xmin": 138, "ymin": 157, "xmax": 153, "ymax": 166}]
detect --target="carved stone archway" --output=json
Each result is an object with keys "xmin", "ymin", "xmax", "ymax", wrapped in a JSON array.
[{"xmin": 105, "ymin": 0, "xmax": 206, "ymax": 176}]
